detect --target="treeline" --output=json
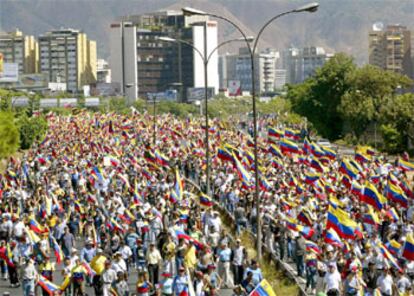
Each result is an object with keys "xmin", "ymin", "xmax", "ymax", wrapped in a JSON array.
[
  {"xmin": 286, "ymin": 53, "xmax": 414, "ymax": 154},
  {"xmin": 0, "ymin": 89, "xmax": 48, "ymax": 158}
]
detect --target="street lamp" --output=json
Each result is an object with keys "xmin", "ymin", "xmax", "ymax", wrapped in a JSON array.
[
  {"xmin": 183, "ymin": 2, "xmax": 319, "ymax": 260},
  {"xmin": 158, "ymin": 35, "xmax": 252, "ymax": 196}
]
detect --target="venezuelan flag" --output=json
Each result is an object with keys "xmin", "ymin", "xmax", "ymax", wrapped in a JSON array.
[
  {"xmin": 217, "ymin": 147, "xmax": 233, "ymax": 162},
  {"xmin": 385, "ymin": 182, "xmax": 408, "ymax": 208},
  {"xmin": 370, "ymin": 175, "xmax": 381, "ymax": 184},
  {"xmin": 137, "ymin": 281, "xmax": 150, "ymax": 294},
  {"xmin": 339, "ymin": 159, "xmax": 359, "ymax": 179},
  {"xmin": 175, "ymin": 229, "xmax": 191, "ymax": 241},
  {"xmin": 259, "ymin": 175, "xmax": 272, "ymax": 191},
  {"xmin": 200, "ymin": 193, "xmax": 213, "ymax": 207},
  {"xmin": 363, "ymin": 207, "xmax": 381, "ymax": 226},
  {"xmin": 170, "ymin": 169, "xmax": 184, "ymax": 203},
  {"xmin": 233, "ymin": 152, "xmax": 252, "ymax": 187},
  {"xmin": 110, "ymin": 218, "xmax": 124, "ymax": 233},
  {"xmin": 351, "ymin": 181, "xmax": 363, "ymax": 197},
  {"xmin": 324, "ymin": 228, "xmax": 343, "ymax": 247},
  {"xmin": 2, "ymin": 244, "xmax": 15, "ymax": 267},
  {"xmin": 304, "ymin": 171, "xmax": 319, "ymax": 184},
  {"xmin": 305, "ymin": 240, "xmax": 321, "ymax": 254},
  {"xmin": 400, "ymin": 180, "xmax": 414, "ymax": 198},
  {"xmin": 349, "ymin": 158, "xmax": 363, "ymax": 173},
  {"xmin": 362, "ymin": 182, "xmax": 387, "ymax": 211},
  {"xmin": 385, "ymin": 240, "xmax": 401, "ymax": 255},
  {"xmin": 290, "ymin": 221, "xmax": 315, "ymax": 239},
  {"xmin": 297, "ymin": 210, "xmax": 313, "ymax": 226},
  {"xmin": 327, "ymin": 206, "xmax": 357, "ymax": 240},
  {"xmin": 269, "ymin": 144, "xmax": 283, "ymax": 158},
  {"xmin": 329, "ymin": 195, "xmax": 345, "ymax": 209},
  {"xmin": 310, "ymin": 157, "xmax": 325, "ymax": 173},
  {"xmin": 355, "ymin": 152, "xmax": 370, "ymax": 164},
  {"xmin": 50, "ymin": 235, "xmax": 64, "ymax": 264},
  {"xmin": 320, "ymin": 146, "xmax": 336, "ymax": 160},
  {"xmin": 243, "ymin": 150, "xmax": 255, "ymax": 165},
  {"xmin": 154, "ymin": 150, "xmax": 170, "ymax": 167},
  {"xmin": 376, "ymin": 242, "xmax": 402, "ymax": 272},
  {"xmin": 38, "ymin": 276, "xmax": 60, "ymax": 295},
  {"xmin": 280, "ymin": 138, "xmax": 300, "ymax": 154},
  {"xmin": 386, "ymin": 208, "xmax": 399, "ymax": 222},
  {"xmin": 341, "ymin": 175, "xmax": 351, "ymax": 188},
  {"xmin": 26, "ymin": 228, "xmax": 41, "ymax": 244},
  {"xmin": 29, "ymin": 218, "xmax": 45, "ymax": 234},
  {"xmin": 288, "ymin": 176, "xmax": 298, "ymax": 187},
  {"xmin": 296, "ymin": 183, "xmax": 305, "ymax": 195},
  {"xmin": 398, "ymin": 159, "xmax": 414, "ymax": 171},
  {"xmin": 402, "ymin": 234, "xmax": 414, "ymax": 261},
  {"xmin": 310, "ymin": 143, "xmax": 325, "ymax": 157},
  {"xmin": 224, "ymin": 144, "xmax": 242, "ymax": 159},
  {"xmin": 250, "ymin": 279, "xmax": 277, "ymax": 296},
  {"xmin": 284, "ymin": 128, "xmax": 300, "ymax": 140},
  {"xmin": 268, "ymin": 127, "xmax": 283, "ymax": 140}
]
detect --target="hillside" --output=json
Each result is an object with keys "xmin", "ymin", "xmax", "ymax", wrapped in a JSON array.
[{"xmin": 0, "ymin": 0, "xmax": 413, "ymax": 64}]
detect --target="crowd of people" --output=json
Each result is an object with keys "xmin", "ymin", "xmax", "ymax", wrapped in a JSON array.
[{"xmin": 0, "ymin": 110, "xmax": 413, "ymax": 296}]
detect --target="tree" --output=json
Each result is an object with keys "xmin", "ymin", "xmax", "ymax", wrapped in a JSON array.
[
  {"xmin": 0, "ymin": 112, "xmax": 20, "ymax": 158},
  {"xmin": 380, "ymin": 124, "xmax": 404, "ymax": 154},
  {"xmin": 381, "ymin": 93, "xmax": 414, "ymax": 150},
  {"xmin": 17, "ymin": 114, "xmax": 48, "ymax": 149},
  {"xmin": 287, "ymin": 53, "xmax": 356, "ymax": 140}
]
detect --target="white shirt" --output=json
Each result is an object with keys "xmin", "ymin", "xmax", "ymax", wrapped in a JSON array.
[
  {"xmin": 232, "ymin": 246, "xmax": 245, "ymax": 266},
  {"xmin": 112, "ymin": 259, "xmax": 127, "ymax": 273},
  {"xmin": 324, "ymin": 270, "xmax": 341, "ymax": 291},
  {"xmin": 376, "ymin": 274, "xmax": 393, "ymax": 295},
  {"xmin": 119, "ymin": 245, "xmax": 133, "ymax": 260},
  {"xmin": 13, "ymin": 221, "xmax": 25, "ymax": 237}
]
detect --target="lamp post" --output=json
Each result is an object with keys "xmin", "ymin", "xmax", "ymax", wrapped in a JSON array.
[
  {"xmin": 159, "ymin": 35, "xmax": 252, "ymax": 195},
  {"xmin": 182, "ymin": 2, "xmax": 319, "ymax": 260}
]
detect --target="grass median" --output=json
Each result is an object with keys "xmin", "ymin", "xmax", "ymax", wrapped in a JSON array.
[{"xmin": 217, "ymin": 208, "xmax": 299, "ymax": 296}]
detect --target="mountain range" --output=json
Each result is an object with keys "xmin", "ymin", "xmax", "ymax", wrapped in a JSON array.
[{"xmin": 0, "ymin": 0, "xmax": 413, "ymax": 64}]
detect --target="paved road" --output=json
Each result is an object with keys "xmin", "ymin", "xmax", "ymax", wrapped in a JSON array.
[{"xmin": 0, "ymin": 239, "xmax": 234, "ymax": 296}]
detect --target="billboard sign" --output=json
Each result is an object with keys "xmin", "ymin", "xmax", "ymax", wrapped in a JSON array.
[
  {"xmin": 147, "ymin": 90, "xmax": 178, "ymax": 102},
  {"xmin": 186, "ymin": 87, "xmax": 215, "ymax": 102},
  {"xmin": 228, "ymin": 80, "xmax": 241, "ymax": 96},
  {"xmin": 6, "ymin": 74, "xmax": 48, "ymax": 89},
  {"xmin": 85, "ymin": 97, "xmax": 100, "ymax": 107},
  {"xmin": 0, "ymin": 63, "xmax": 18, "ymax": 82},
  {"xmin": 11, "ymin": 96, "xmax": 30, "ymax": 107},
  {"xmin": 40, "ymin": 98, "xmax": 58, "ymax": 108},
  {"xmin": 59, "ymin": 98, "xmax": 77, "ymax": 108}
]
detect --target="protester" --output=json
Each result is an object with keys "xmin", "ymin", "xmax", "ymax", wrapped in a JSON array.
[{"xmin": 0, "ymin": 111, "xmax": 412, "ymax": 296}]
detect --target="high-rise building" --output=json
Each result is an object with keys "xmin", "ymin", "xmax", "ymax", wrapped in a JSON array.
[
  {"xmin": 97, "ymin": 59, "xmax": 111, "ymax": 83},
  {"xmin": 369, "ymin": 24, "xmax": 412, "ymax": 78},
  {"xmin": 38, "ymin": 29, "xmax": 97, "ymax": 93},
  {"xmin": 0, "ymin": 29, "xmax": 38, "ymax": 74},
  {"xmin": 219, "ymin": 48, "xmax": 279, "ymax": 95},
  {"xmin": 274, "ymin": 69, "xmax": 287, "ymax": 90},
  {"xmin": 109, "ymin": 11, "xmax": 219, "ymax": 103},
  {"xmin": 281, "ymin": 46, "xmax": 331, "ymax": 84},
  {"xmin": 281, "ymin": 47, "xmax": 302, "ymax": 84},
  {"xmin": 302, "ymin": 46, "xmax": 331, "ymax": 81}
]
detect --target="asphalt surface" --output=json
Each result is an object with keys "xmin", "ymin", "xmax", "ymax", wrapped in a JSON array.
[{"xmin": 0, "ymin": 239, "xmax": 234, "ymax": 296}]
